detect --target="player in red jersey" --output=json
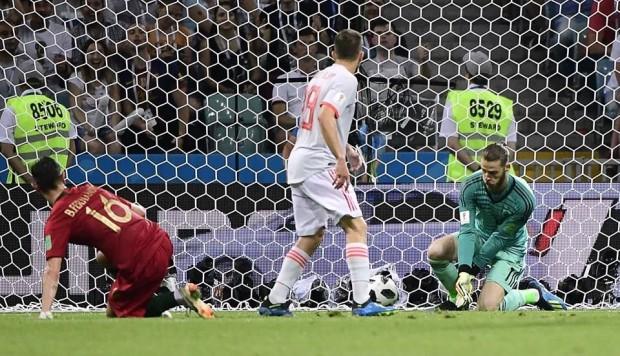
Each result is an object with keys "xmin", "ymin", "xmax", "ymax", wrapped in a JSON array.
[{"xmin": 31, "ymin": 157, "xmax": 214, "ymax": 319}]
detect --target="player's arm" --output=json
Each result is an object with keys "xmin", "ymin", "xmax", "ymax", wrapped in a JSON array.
[
  {"xmin": 0, "ymin": 142, "xmax": 34, "ymax": 185},
  {"xmin": 40, "ymin": 257, "xmax": 62, "ymax": 319},
  {"xmin": 67, "ymin": 139, "xmax": 76, "ymax": 168},
  {"xmin": 440, "ymin": 99, "xmax": 479, "ymax": 172},
  {"xmin": 476, "ymin": 206, "xmax": 533, "ymax": 267},
  {"xmin": 506, "ymin": 141, "xmax": 516, "ymax": 164},
  {"xmin": 456, "ymin": 181, "xmax": 478, "ymax": 273},
  {"xmin": 318, "ymin": 105, "xmax": 345, "ymax": 160},
  {"xmin": 454, "ymin": 181, "xmax": 479, "ymax": 304},
  {"xmin": 282, "ymin": 131, "xmax": 297, "ymax": 160},
  {"xmin": 318, "ymin": 105, "xmax": 348, "ymax": 189},
  {"xmin": 0, "ymin": 108, "xmax": 34, "ymax": 185},
  {"xmin": 447, "ymin": 138, "xmax": 479, "ymax": 172},
  {"xmin": 66, "ymin": 117, "xmax": 79, "ymax": 168},
  {"xmin": 40, "ymin": 216, "xmax": 72, "ymax": 318},
  {"xmin": 172, "ymin": 88, "xmax": 190, "ymax": 149},
  {"xmin": 506, "ymin": 112, "xmax": 517, "ymax": 163}
]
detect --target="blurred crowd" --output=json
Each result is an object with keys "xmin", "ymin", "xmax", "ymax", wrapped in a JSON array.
[
  {"xmin": 0, "ymin": 0, "xmax": 433, "ymax": 155},
  {"xmin": 3, "ymin": 0, "xmax": 620, "ymax": 157}
]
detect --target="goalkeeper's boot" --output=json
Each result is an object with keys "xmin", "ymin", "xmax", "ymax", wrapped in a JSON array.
[
  {"xmin": 525, "ymin": 278, "xmax": 567, "ymax": 311},
  {"xmin": 258, "ymin": 298, "xmax": 293, "ymax": 317},
  {"xmin": 352, "ymin": 300, "xmax": 396, "ymax": 316},
  {"xmin": 179, "ymin": 283, "xmax": 215, "ymax": 319}
]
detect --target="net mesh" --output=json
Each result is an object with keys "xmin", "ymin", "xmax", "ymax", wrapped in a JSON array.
[{"xmin": 1, "ymin": 0, "xmax": 620, "ymax": 311}]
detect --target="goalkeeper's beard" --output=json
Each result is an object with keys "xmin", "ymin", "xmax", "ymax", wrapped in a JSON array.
[{"xmin": 485, "ymin": 170, "xmax": 507, "ymax": 192}]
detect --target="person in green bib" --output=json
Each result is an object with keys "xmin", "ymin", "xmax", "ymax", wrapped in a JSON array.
[
  {"xmin": 0, "ymin": 76, "xmax": 77, "ymax": 185},
  {"xmin": 427, "ymin": 144, "xmax": 566, "ymax": 312},
  {"xmin": 439, "ymin": 51, "xmax": 517, "ymax": 182}
]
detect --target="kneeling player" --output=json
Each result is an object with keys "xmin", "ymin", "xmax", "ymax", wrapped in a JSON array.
[
  {"xmin": 32, "ymin": 157, "xmax": 214, "ymax": 319},
  {"xmin": 428, "ymin": 144, "xmax": 566, "ymax": 311}
]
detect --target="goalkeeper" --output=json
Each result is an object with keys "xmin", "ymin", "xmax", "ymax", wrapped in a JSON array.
[{"xmin": 428, "ymin": 143, "xmax": 566, "ymax": 311}]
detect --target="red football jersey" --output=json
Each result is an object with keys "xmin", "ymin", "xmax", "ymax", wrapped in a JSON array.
[{"xmin": 44, "ymin": 184, "xmax": 170, "ymax": 273}]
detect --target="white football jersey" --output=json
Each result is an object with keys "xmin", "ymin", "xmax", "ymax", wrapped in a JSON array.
[{"xmin": 287, "ymin": 64, "xmax": 358, "ymax": 184}]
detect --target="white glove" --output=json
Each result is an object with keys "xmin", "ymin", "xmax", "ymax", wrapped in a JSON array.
[
  {"xmin": 454, "ymin": 272, "xmax": 474, "ymax": 308},
  {"xmin": 39, "ymin": 311, "xmax": 54, "ymax": 320}
]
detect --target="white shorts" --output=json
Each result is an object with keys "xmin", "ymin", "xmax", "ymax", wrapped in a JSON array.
[{"xmin": 291, "ymin": 169, "xmax": 363, "ymax": 236}]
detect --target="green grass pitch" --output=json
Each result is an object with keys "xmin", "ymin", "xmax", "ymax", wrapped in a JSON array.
[{"xmin": 1, "ymin": 311, "xmax": 616, "ymax": 356}]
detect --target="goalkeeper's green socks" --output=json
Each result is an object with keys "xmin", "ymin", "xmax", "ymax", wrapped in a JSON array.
[
  {"xmin": 501, "ymin": 289, "xmax": 540, "ymax": 311},
  {"xmin": 429, "ymin": 258, "xmax": 458, "ymax": 298}
]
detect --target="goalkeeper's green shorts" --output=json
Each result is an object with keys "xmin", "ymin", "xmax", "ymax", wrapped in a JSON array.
[
  {"xmin": 486, "ymin": 259, "xmax": 523, "ymax": 292},
  {"xmin": 451, "ymin": 233, "xmax": 524, "ymax": 293}
]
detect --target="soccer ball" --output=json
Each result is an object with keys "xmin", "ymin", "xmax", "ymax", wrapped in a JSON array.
[{"xmin": 369, "ymin": 273, "xmax": 399, "ymax": 306}]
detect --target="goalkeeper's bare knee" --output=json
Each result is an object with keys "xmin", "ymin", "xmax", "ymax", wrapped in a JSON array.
[
  {"xmin": 427, "ymin": 235, "xmax": 455, "ymax": 261},
  {"xmin": 478, "ymin": 282, "xmax": 504, "ymax": 311},
  {"xmin": 477, "ymin": 299, "xmax": 501, "ymax": 311}
]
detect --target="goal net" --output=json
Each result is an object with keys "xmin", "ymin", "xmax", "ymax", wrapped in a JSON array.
[{"xmin": 1, "ymin": 0, "xmax": 619, "ymax": 311}]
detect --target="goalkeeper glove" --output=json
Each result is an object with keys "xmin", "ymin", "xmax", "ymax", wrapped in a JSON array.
[
  {"xmin": 454, "ymin": 264, "xmax": 479, "ymax": 308},
  {"xmin": 39, "ymin": 311, "xmax": 53, "ymax": 320},
  {"xmin": 454, "ymin": 272, "xmax": 474, "ymax": 307}
]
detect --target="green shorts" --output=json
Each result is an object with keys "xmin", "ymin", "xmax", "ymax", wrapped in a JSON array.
[
  {"xmin": 486, "ymin": 259, "xmax": 523, "ymax": 292},
  {"xmin": 451, "ymin": 233, "xmax": 524, "ymax": 292}
]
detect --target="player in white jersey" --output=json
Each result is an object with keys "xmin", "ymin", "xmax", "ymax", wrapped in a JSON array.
[{"xmin": 259, "ymin": 29, "xmax": 395, "ymax": 317}]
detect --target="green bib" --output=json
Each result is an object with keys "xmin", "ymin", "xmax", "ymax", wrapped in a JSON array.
[
  {"xmin": 445, "ymin": 89, "xmax": 515, "ymax": 182},
  {"xmin": 5, "ymin": 94, "xmax": 72, "ymax": 184}
]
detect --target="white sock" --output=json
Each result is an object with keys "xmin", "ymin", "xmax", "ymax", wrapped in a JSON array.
[
  {"xmin": 346, "ymin": 242, "xmax": 370, "ymax": 305},
  {"xmin": 173, "ymin": 286, "xmax": 185, "ymax": 305},
  {"xmin": 269, "ymin": 246, "xmax": 310, "ymax": 304}
]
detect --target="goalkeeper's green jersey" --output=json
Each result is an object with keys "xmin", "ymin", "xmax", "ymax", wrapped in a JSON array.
[{"xmin": 457, "ymin": 170, "xmax": 536, "ymax": 268}]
